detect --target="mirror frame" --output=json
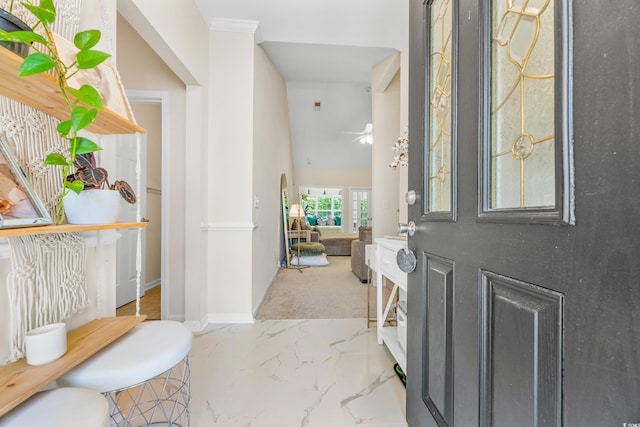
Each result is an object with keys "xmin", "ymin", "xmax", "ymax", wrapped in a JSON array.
[{"xmin": 280, "ymin": 173, "xmax": 290, "ymax": 267}]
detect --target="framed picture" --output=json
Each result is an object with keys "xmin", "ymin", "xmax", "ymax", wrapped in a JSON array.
[{"xmin": 0, "ymin": 135, "xmax": 52, "ymax": 228}]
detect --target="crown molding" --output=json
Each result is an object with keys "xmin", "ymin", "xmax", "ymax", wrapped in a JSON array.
[{"xmin": 210, "ymin": 18, "xmax": 264, "ymax": 44}]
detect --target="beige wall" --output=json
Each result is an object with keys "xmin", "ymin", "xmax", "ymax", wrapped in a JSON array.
[
  {"xmin": 398, "ymin": 46, "xmax": 409, "ymax": 224},
  {"xmin": 116, "ymin": 14, "xmax": 191, "ymax": 320},
  {"xmin": 206, "ymin": 29, "xmax": 255, "ymax": 321},
  {"xmin": 293, "ymin": 168, "xmax": 372, "ymax": 189},
  {"xmin": 372, "ymin": 53, "xmax": 402, "ymax": 239},
  {"xmin": 252, "ymin": 45, "xmax": 294, "ymax": 313},
  {"xmin": 117, "ymin": 0, "xmax": 209, "ymax": 325},
  {"xmin": 118, "ymin": 8, "xmax": 293, "ymax": 326},
  {"xmin": 118, "ymin": 0, "xmax": 208, "ymax": 85},
  {"xmin": 293, "ymin": 168, "xmax": 372, "ymax": 232}
]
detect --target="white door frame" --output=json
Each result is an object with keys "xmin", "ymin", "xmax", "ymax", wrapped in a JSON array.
[
  {"xmin": 349, "ymin": 187, "xmax": 372, "ymax": 233},
  {"xmin": 126, "ymin": 89, "xmax": 170, "ymax": 319}
]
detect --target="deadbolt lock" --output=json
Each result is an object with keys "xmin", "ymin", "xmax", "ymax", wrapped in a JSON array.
[{"xmin": 405, "ymin": 190, "xmax": 417, "ymax": 206}]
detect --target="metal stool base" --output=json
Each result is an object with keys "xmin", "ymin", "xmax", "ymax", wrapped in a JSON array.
[{"xmin": 105, "ymin": 356, "xmax": 190, "ymax": 427}]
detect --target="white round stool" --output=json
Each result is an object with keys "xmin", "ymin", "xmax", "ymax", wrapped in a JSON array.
[
  {"xmin": 0, "ymin": 387, "xmax": 110, "ymax": 427},
  {"xmin": 57, "ymin": 320, "xmax": 193, "ymax": 427}
]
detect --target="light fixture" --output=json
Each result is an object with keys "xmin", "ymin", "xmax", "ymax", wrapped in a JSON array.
[
  {"xmin": 359, "ymin": 123, "xmax": 373, "ymax": 144},
  {"xmin": 323, "ymin": 189, "xmax": 326, "ymax": 195}
]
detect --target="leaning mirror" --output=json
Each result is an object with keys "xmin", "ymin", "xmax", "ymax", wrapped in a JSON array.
[{"xmin": 280, "ymin": 173, "xmax": 290, "ymax": 267}]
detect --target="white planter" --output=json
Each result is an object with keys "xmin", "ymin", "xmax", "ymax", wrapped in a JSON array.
[
  {"xmin": 24, "ymin": 323, "xmax": 67, "ymax": 365},
  {"xmin": 63, "ymin": 189, "xmax": 121, "ymax": 224}
]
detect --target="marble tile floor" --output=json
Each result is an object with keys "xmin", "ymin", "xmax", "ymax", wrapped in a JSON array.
[{"xmin": 190, "ymin": 319, "xmax": 408, "ymax": 427}]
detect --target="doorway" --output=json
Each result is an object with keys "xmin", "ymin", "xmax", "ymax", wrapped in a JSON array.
[
  {"xmin": 116, "ymin": 91, "xmax": 168, "ymax": 320},
  {"xmin": 349, "ymin": 187, "xmax": 371, "ymax": 233}
]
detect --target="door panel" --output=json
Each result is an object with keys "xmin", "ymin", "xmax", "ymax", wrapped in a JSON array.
[
  {"xmin": 423, "ymin": 255, "xmax": 454, "ymax": 426},
  {"xmin": 480, "ymin": 271, "xmax": 563, "ymax": 427},
  {"xmin": 115, "ymin": 133, "xmax": 147, "ymax": 307}
]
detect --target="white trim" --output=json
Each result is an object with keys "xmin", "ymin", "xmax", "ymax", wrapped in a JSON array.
[
  {"xmin": 210, "ymin": 18, "xmax": 263, "ymax": 43},
  {"xmin": 126, "ymin": 90, "xmax": 171, "ymax": 321},
  {"xmin": 184, "ymin": 314, "xmax": 210, "ymax": 332},
  {"xmin": 163, "ymin": 313, "xmax": 185, "ymax": 323},
  {"xmin": 207, "ymin": 313, "xmax": 255, "ymax": 324},
  {"xmin": 201, "ymin": 222, "xmax": 257, "ymax": 231}
]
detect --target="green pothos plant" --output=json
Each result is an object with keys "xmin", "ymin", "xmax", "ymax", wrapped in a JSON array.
[{"xmin": 0, "ymin": 0, "xmax": 135, "ymax": 224}]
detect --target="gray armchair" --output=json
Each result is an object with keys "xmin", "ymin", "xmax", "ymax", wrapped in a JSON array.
[{"xmin": 350, "ymin": 227, "xmax": 372, "ymax": 282}]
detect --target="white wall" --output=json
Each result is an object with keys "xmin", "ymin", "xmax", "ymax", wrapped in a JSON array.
[{"xmin": 371, "ymin": 53, "xmax": 401, "ymax": 238}]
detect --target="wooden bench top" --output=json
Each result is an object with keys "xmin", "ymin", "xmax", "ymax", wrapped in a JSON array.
[{"xmin": 0, "ymin": 315, "xmax": 145, "ymax": 416}]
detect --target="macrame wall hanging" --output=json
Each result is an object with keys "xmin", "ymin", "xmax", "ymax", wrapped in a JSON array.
[
  {"xmin": 0, "ymin": 0, "xmax": 105, "ymax": 363},
  {"xmin": 6, "ymin": 233, "xmax": 87, "ymax": 361}
]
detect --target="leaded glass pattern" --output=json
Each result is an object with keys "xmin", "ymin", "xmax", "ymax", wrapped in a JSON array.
[
  {"xmin": 428, "ymin": 0, "xmax": 453, "ymax": 212},
  {"xmin": 491, "ymin": 0, "xmax": 555, "ymax": 209}
]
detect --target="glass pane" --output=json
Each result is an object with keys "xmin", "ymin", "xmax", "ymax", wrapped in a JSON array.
[
  {"xmin": 428, "ymin": 0, "xmax": 453, "ymax": 212},
  {"xmin": 490, "ymin": 0, "xmax": 555, "ymax": 209}
]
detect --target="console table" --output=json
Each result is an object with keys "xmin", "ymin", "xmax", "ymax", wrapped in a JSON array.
[{"xmin": 368, "ymin": 237, "xmax": 408, "ymax": 373}]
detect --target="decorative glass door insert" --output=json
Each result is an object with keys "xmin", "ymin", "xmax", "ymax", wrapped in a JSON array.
[
  {"xmin": 491, "ymin": 0, "xmax": 555, "ymax": 209},
  {"xmin": 427, "ymin": 0, "xmax": 454, "ymax": 215},
  {"xmin": 481, "ymin": 0, "xmax": 573, "ymax": 224}
]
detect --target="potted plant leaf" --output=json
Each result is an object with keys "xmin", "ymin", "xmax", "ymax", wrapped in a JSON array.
[
  {"xmin": 0, "ymin": 0, "xmax": 136, "ymax": 224},
  {"xmin": 0, "ymin": 1, "xmax": 32, "ymax": 57}
]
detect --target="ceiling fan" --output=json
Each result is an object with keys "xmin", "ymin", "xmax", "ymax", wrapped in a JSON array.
[{"xmin": 345, "ymin": 123, "xmax": 373, "ymax": 144}]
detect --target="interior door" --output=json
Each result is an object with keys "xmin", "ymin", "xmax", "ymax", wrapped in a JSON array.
[
  {"xmin": 350, "ymin": 187, "xmax": 371, "ymax": 232},
  {"xmin": 115, "ymin": 133, "xmax": 147, "ymax": 307},
  {"xmin": 406, "ymin": 1, "xmax": 640, "ymax": 426}
]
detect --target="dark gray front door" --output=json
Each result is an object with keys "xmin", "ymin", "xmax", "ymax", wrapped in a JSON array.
[{"xmin": 406, "ymin": 0, "xmax": 640, "ymax": 426}]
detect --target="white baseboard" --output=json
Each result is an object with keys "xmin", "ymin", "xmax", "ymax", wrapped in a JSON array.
[
  {"xmin": 206, "ymin": 313, "xmax": 255, "ymax": 324},
  {"xmin": 184, "ymin": 318, "xmax": 207, "ymax": 331},
  {"xmin": 145, "ymin": 279, "xmax": 161, "ymax": 291},
  {"xmin": 163, "ymin": 313, "xmax": 185, "ymax": 322},
  {"xmin": 184, "ymin": 312, "xmax": 254, "ymax": 331}
]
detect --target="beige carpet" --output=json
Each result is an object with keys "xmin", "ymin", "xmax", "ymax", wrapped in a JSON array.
[{"xmin": 256, "ymin": 256, "xmax": 391, "ymax": 320}]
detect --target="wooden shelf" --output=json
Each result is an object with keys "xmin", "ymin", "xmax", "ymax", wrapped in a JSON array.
[
  {"xmin": 0, "ymin": 47, "xmax": 145, "ymax": 135},
  {"xmin": 0, "ymin": 221, "xmax": 148, "ymax": 238},
  {"xmin": 0, "ymin": 315, "xmax": 146, "ymax": 416}
]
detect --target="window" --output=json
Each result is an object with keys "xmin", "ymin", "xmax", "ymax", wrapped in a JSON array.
[{"xmin": 300, "ymin": 187, "xmax": 342, "ymax": 225}]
